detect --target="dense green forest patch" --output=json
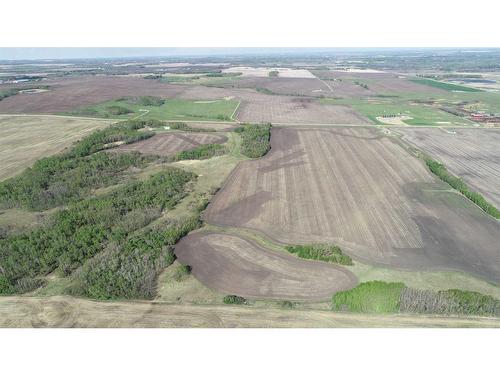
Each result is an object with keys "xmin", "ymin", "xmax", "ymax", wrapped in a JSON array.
[
  {"xmin": 0, "ymin": 168, "xmax": 195, "ymax": 295},
  {"xmin": 234, "ymin": 123, "xmax": 271, "ymax": 158},
  {"xmin": 285, "ymin": 244, "xmax": 353, "ymax": 265},
  {"xmin": 172, "ymin": 144, "xmax": 227, "ymax": 161}
]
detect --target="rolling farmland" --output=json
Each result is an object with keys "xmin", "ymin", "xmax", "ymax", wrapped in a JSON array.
[
  {"xmin": 205, "ymin": 127, "xmax": 500, "ymax": 283},
  {"xmin": 110, "ymin": 132, "xmax": 227, "ymax": 156},
  {"xmin": 397, "ymin": 128, "xmax": 500, "ymax": 207},
  {"xmin": 175, "ymin": 232, "xmax": 357, "ymax": 300}
]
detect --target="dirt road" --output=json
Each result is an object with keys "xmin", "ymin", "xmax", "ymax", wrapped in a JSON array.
[{"xmin": 1, "ymin": 296, "xmax": 498, "ymax": 328}]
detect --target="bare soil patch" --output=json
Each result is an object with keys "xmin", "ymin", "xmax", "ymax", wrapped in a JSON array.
[
  {"xmin": 0, "ymin": 76, "xmax": 187, "ymax": 114},
  {"xmin": 175, "ymin": 232, "xmax": 357, "ymax": 301},
  {"xmin": 110, "ymin": 132, "xmax": 227, "ymax": 156},
  {"xmin": 398, "ymin": 128, "xmax": 500, "ymax": 207},
  {"xmin": 205, "ymin": 127, "xmax": 500, "ymax": 283},
  {"xmin": 237, "ymin": 96, "xmax": 371, "ymax": 124}
]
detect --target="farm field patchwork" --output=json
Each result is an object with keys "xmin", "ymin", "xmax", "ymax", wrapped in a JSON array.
[
  {"xmin": 0, "ymin": 115, "xmax": 111, "ymax": 180},
  {"xmin": 205, "ymin": 127, "xmax": 500, "ymax": 283},
  {"xmin": 175, "ymin": 231, "xmax": 357, "ymax": 301},
  {"xmin": 109, "ymin": 132, "xmax": 228, "ymax": 156},
  {"xmin": 397, "ymin": 128, "xmax": 500, "ymax": 207}
]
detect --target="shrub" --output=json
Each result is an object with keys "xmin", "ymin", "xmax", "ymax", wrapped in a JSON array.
[
  {"xmin": 234, "ymin": 123, "xmax": 271, "ymax": 158},
  {"xmin": 332, "ymin": 281, "xmax": 405, "ymax": 313},
  {"xmin": 173, "ymin": 264, "xmax": 192, "ymax": 281},
  {"xmin": 285, "ymin": 244, "xmax": 353, "ymax": 265},
  {"xmin": 223, "ymin": 295, "xmax": 247, "ymax": 305}
]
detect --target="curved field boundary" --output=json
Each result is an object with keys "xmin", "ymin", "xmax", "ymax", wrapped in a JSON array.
[
  {"xmin": 175, "ymin": 231, "xmax": 357, "ymax": 301},
  {"xmin": 205, "ymin": 127, "xmax": 500, "ymax": 283}
]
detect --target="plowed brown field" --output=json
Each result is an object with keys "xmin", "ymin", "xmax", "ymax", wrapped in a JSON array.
[
  {"xmin": 398, "ymin": 128, "xmax": 500, "ymax": 207},
  {"xmin": 205, "ymin": 128, "xmax": 500, "ymax": 283},
  {"xmin": 175, "ymin": 232, "xmax": 357, "ymax": 301},
  {"xmin": 110, "ymin": 132, "xmax": 227, "ymax": 156},
  {"xmin": 236, "ymin": 96, "xmax": 371, "ymax": 124}
]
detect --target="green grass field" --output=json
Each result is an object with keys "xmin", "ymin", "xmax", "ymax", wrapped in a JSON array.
[
  {"xmin": 410, "ymin": 78, "xmax": 482, "ymax": 92},
  {"xmin": 325, "ymin": 98, "xmax": 474, "ymax": 126},
  {"xmin": 68, "ymin": 98, "xmax": 239, "ymax": 122}
]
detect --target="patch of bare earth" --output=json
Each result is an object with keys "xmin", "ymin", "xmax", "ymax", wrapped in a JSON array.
[
  {"xmin": 109, "ymin": 132, "xmax": 227, "ymax": 156},
  {"xmin": 0, "ymin": 75, "xmax": 187, "ymax": 113},
  {"xmin": 205, "ymin": 127, "xmax": 500, "ymax": 283},
  {"xmin": 237, "ymin": 96, "xmax": 371, "ymax": 124},
  {"xmin": 175, "ymin": 232, "xmax": 357, "ymax": 301}
]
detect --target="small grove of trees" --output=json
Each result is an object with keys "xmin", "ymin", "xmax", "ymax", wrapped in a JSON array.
[
  {"xmin": 268, "ymin": 70, "xmax": 279, "ymax": 77},
  {"xmin": 234, "ymin": 123, "xmax": 271, "ymax": 158},
  {"xmin": 285, "ymin": 244, "xmax": 353, "ymax": 265},
  {"xmin": 425, "ymin": 157, "xmax": 500, "ymax": 219},
  {"xmin": 332, "ymin": 281, "xmax": 499, "ymax": 316},
  {"xmin": 121, "ymin": 96, "xmax": 165, "ymax": 106},
  {"xmin": 172, "ymin": 144, "xmax": 227, "ymax": 161},
  {"xmin": 223, "ymin": 295, "xmax": 247, "ymax": 305},
  {"xmin": 106, "ymin": 105, "xmax": 134, "ymax": 116}
]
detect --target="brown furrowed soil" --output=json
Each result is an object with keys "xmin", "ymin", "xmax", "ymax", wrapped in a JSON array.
[
  {"xmin": 205, "ymin": 127, "xmax": 500, "ymax": 283},
  {"xmin": 175, "ymin": 232, "xmax": 357, "ymax": 301},
  {"xmin": 1, "ymin": 296, "xmax": 499, "ymax": 328},
  {"xmin": 397, "ymin": 127, "xmax": 500, "ymax": 207},
  {"xmin": 312, "ymin": 71, "xmax": 442, "ymax": 95},
  {"xmin": 0, "ymin": 115, "xmax": 112, "ymax": 180},
  {"xmin": 0, "ymin": 76, "xmax": 187, "ymax": 113},
  {"xmin": 236, "ymin": 96, "xmax": 371, "ymax": 124},
  {"xmin": 109, "ymin": 132, "xmax": 227, "ymax": 156}
]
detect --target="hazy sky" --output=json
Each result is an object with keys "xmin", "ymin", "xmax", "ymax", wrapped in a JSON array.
[{"xmin": 0, "ymin": 47, "xmax": 492, "ymax": 61}]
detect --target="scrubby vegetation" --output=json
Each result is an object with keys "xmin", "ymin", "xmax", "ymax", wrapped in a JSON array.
[
  {"xmin": 223, "ymin": 295, "xmax": 247, "ymax": 305},
  {"xmin": 167, "ymin": 122, "xmax": 216, "ymax": 132},
  {"xmin": 400, "ymin": 288, "xmax": 499, "ymax": 316},
  {"xmin": 172, "ymin": 144, "xmax": 227, "ymax": 161},
  {"xmin": 173, "ymin": 264, "xmax": 192, "ymax": 282},
  {"xmin": 425, "ymin": 157, "xmax": 500, "ymax": 219},
  {"xmin": 285, "ymin": 244, "xmax": 353, "ymax": 265},
  {"xmin": 0, "ymin": 121, "xmax": 156, "ymax": 211},
  {"xmin": 0, "ymin": 168, "xmax": 195, "ymax": 295},
  {"xmin": 106, "ymin": 105, "xmax": 134, "ymax": 116},
  {"xmin": 121, "ymin": 96, "xmax": 165, "ymax": 106},
  {"xmin": 234, "ymin": 123, "xmax": 271, "ymax": 158},
  {"xmin": 333, "ymin": 281, "xmax": 499, "ymax": 316},
  {"xmin": 268, "ymin": 70, "xmax": 279, "ymax": 77}
]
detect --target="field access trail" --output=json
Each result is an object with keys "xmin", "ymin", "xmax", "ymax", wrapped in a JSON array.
[{"xmin": 1, "ymin": 296, "xmax": 498, "ymax": 328}]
